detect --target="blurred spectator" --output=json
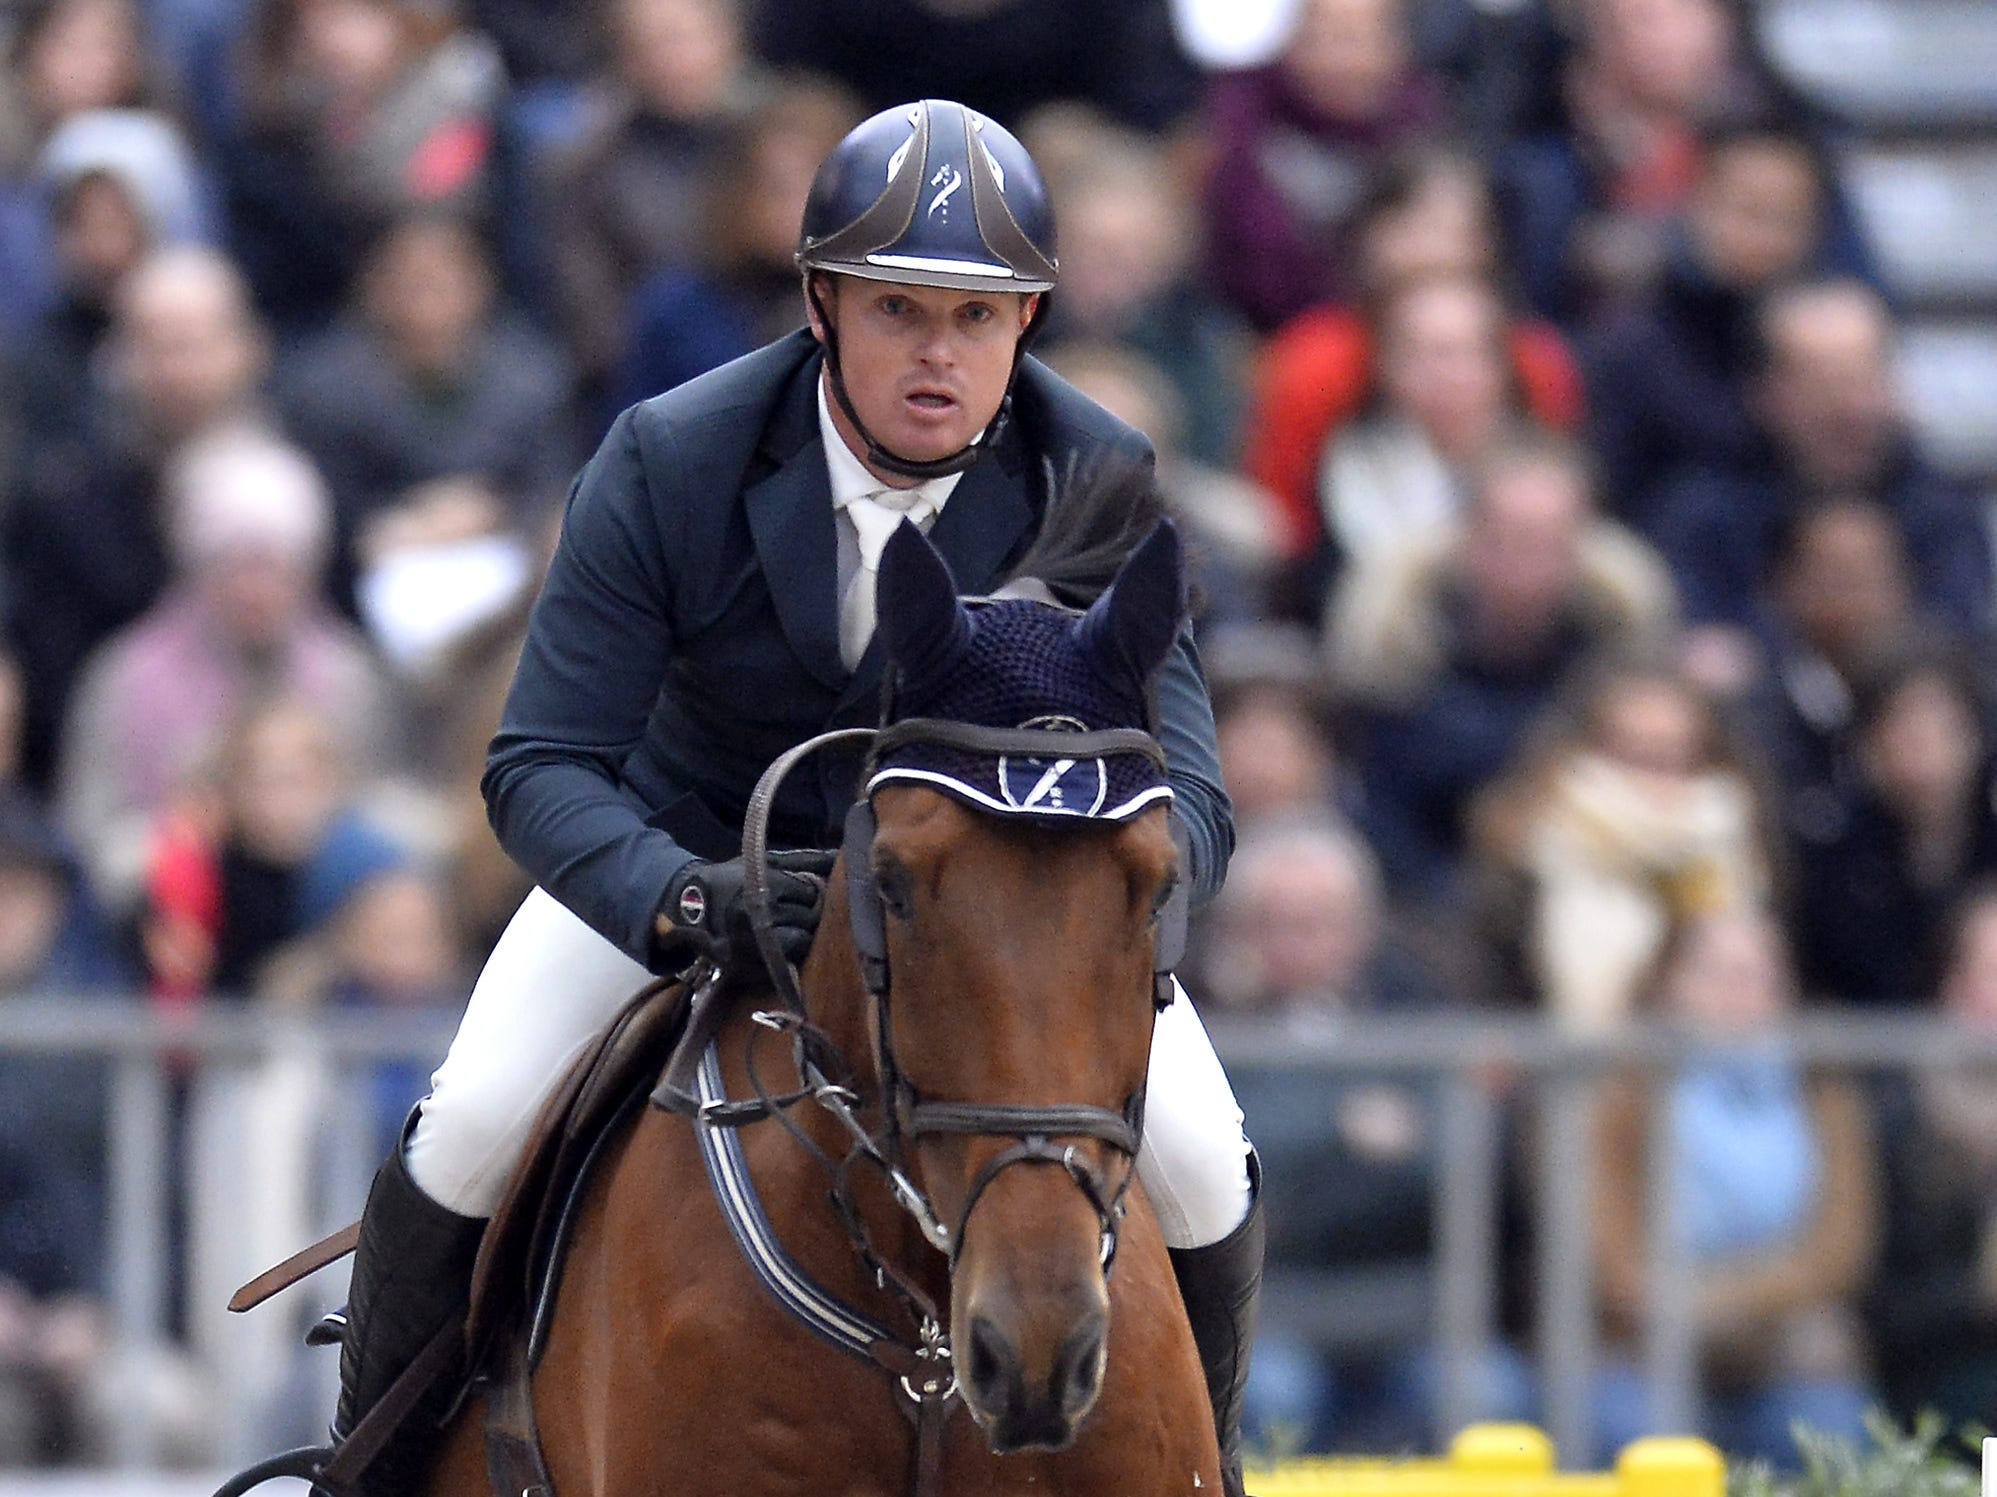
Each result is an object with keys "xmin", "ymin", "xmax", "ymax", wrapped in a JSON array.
[
  {"xmin": 141, "ymin": 695, "xmax": 408, "ymax": 1001},
  {"xmin": 609, "ymin": 76, "xmax": 860, "ymax": 420},
  {"xmin": 543, "ymin": 0, "xmax": 758, "ymax": 408},
  {"xmin": 1739, "ymin": 498, "xmax": 1920, "ymax": 847},
  {"xmin": 214, "ymin": 0, "xmax": 505, "ymax": 329},
  {"xmin": 1492, "ymin": 0, "xmax": 1863, "ymax": 324},
  {"xmin": 1581, "ymin": 119, "xmax": 1843, "ymax": 525},
  {"xmin": 1202, "ymin": 0, "xmax": 1446, "ymax": 332},
  {"xmin": 1034, "ymin": 114, "xmax": 1252, "ymax": 467},
  {"xmin": 274, "ymin": 209, "xmax": 575, "ymax": 606},
  {"xmin": 1790, "ymin": 635, "xmax": 1997, "ymax": 1008},
  {"xmin": 1202, "ymin": 817, "xmax": 1439, "ymax": 1021},
  {"xmin": 1587, "ymin": 908, "xmax": 1876, "ymax": 1469},
  {"xmin": 1206, "ymin": 819, "xmax": 1527, "ymax": 1452},
  {"xmin": 9, "ymin": 110, "xmax": 214, "ymax": 464},
  {"xmin": 1416, "ymin": 0, "xmax": 1571, "ymax": 143},
  {"xmin": 467, "ymin": 0, "xmax": 604, "ymax": 93},
  {"xmin": 1328, "ymin": 432, "xmax": 1675, "ymax": 906},
  {"xmin": 1244, "ymin": 146, "xmax": 1584, "ymax": 585},
  {"xmin": 1044, "ymin": 342, "xmax": 1283, "ymax": 631},
  {"xmin": 1303, "ymin": 273, "xmax": 1537, "ymax": 611},
  {"xmin": 55, "ymin": 429, "xmax": 395, "ymax": 905},
  {"xmin": 262, "ymin": 865, "xmax": 468, "ymax": 1158},
  {"xmin": 1204, "ymin": 624, "xmax": 1345, "ymax": 832},
  {"xmin": 3, "ymin": 246, "xmax": 272, "ymax": 792},
  {"xmin": 0, "ymin": 781, "xmax": 126, "ymax": 998},
  {"xmin": 1471, "ymin": 661, "xmax": 1771, "ymax": 1027},
  {"xmin": 0, "ymin": 0, "xmax": 175, "ymax": 342},
  {"xmin": 1649, "ymin": 279, "xmax": 1992, "ymax": 643},
  {"xmin": 751, "ymin": 0, "xmax": 1199, "ymax": 138},
  {"xmin": 349, "ymin": 475, "xmax": 536, "ymax": 785},
  {"xmin": 0, "ymin": 786, "xmax": 161, "ymax": 1464},
  {"xmin": 1867, "ymin": 884, "xmax": 1997, "ymax": 1429}
]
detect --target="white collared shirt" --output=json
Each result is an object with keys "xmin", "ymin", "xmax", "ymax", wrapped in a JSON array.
[{"xmin": 816, "ymin": 376, "xmax": 964, "ymax": 667}]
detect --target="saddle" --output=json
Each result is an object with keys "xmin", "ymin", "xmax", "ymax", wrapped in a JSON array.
[{"xmin": 225, "ymin": 970, "xmax": 703, "ymax": 1496}]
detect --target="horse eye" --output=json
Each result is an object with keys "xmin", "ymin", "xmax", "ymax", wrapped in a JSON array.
[{"xmin": 876, "ymin": 862, "xmax": 915, "ymax": 921}]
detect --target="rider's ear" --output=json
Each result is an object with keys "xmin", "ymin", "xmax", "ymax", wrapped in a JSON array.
[
  {"xmin": 1075, "ymin": 519, "xmax": 1184, "ymax": 696},
  {"xmin": 876, "ymin": 519, "xmax": 970, "ymax": 682}
]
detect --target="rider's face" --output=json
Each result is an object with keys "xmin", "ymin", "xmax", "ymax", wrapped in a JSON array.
[{"xmin": 810, "ymin": 276, "xmax": 1038, "ymax": 486}]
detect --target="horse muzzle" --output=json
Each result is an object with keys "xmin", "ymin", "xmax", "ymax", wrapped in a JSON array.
[{"xmin": 956, "ymin": 1284, "xmax": 1109, "ymax": 1454}]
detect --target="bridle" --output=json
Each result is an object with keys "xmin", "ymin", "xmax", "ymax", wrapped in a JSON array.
[
  {"xmin": 718, "ymin": 719, "xmax": 1189, "ymax": 1261},
  {"xmin": 836, "ymin": 716, "xmax": 1187, "ymax": 1271}
]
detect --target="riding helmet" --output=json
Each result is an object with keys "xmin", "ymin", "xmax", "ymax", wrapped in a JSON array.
[{"xmin": 796, "ymin": 98, "xmax": 1058, "ymax": 294}]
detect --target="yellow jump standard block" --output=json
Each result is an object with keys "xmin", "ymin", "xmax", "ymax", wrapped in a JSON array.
[{"xmin": 1247, "ymin": 1423, "xmax": 1726, "ymax": 1497}]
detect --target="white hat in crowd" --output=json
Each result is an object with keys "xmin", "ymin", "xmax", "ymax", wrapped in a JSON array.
[{"xmin": 167, "ymin": 428, "xmax": 332, "ymax": 573}]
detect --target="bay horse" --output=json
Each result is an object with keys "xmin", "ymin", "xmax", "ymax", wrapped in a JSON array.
[{"xmin": 424, "ymin": 519, "xmax": 1223, "ymax": 1496}]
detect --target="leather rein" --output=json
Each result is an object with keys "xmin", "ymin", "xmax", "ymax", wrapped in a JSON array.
[{"xmin": 674, "ymin": 720, "xmax": 1176, "ymax": 1496}]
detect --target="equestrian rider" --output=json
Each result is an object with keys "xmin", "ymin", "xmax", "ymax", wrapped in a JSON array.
[{"xmin": 331, "ymin": 98, "xmax": 1265, "ymax": 1496}]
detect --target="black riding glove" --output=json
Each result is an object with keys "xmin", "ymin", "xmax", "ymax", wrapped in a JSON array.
[{"xmin": 654, "ymin": 850, "xmax": 833, "ymax": 978}]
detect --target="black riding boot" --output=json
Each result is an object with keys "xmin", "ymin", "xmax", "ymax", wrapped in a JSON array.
[
  {"xmin": 1168, "ymin": 1166, "xmax": 1265, "ymax": 1497},
  {"xmin": 326, "ymin": 1141, "xmax": 485, "ymax": 1497}
]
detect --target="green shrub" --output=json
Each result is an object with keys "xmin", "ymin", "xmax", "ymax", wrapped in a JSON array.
[{"xmin": 1729, "ymin": 1412, "xmax": 1984, "ymax": 1497}]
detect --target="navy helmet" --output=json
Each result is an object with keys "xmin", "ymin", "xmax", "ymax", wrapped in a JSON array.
[{"xmin": 797, "ymin": 99, "xmax": 1058, "ymax": 295}]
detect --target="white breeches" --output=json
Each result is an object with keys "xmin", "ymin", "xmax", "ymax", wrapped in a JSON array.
[{"xmin": 405, "ymin": 887, "xmax": 1255, "ymax": 1249}]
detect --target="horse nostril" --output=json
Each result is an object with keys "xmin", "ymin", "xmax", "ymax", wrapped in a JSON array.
[
  {"xmin": 1053, "ymin": 1312, "xmax": 1108, "ymax": 1420},
  {"xmin": 966, "ymin": 1313, "xmax": 1012, "ymax": 1406}
]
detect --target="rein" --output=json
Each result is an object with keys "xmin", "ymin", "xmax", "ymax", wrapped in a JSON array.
[{"xmin": 677, "ymin": 719, "xmax": 1176, "ymax": 1495}]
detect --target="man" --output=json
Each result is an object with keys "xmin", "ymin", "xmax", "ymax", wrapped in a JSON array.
[
  {"xmin": 1327, "ymin": 431, "xmax": 1676, "ymax": 906},
  {"xmin": 1581, "ymin": 119, "xmax": 1839, "ymax": 525},
  {"xmin": 329, "ymin": 99, "xmax": 1261, "ymax": 1495},
  {"xmin": 1742, "ymin": 497, "xmax": 1923, "ymax": 846},
  {"xmin": 1649, "ymin": 277, "xmax": 1991, "ymax": 638},
  {"xmin": 4, "ymin": 246, "xmax": 271, "ymax": 792}
]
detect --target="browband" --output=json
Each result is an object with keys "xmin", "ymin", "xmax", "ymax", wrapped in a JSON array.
[{"xmin": 865, "ymin": 718, "xmax": 1166, "ymax": 776}]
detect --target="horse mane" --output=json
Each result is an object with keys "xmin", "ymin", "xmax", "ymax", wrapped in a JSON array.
[{"xmin": 1005, "ymin": 452, "xmax": 1165, "ymax": 609}]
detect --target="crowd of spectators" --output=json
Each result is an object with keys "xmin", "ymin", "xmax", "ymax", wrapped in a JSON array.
[{"xmin": 0, "ymin": 0, "xmax": 1991, "ymax": 1472}]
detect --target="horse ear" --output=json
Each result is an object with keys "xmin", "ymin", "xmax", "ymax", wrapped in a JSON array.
[
  {"xmin": 1075, "ymin": 519, "xmax": 1184, "ymax": 693},
  {"xmin": 875, "ymin": 518, "xmax": 970, "ymax": 678}
]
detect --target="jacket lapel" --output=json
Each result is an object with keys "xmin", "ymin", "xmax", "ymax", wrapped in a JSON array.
[{"xmin": 743, "ymin": 359, "xmax": 847, "ymax": 691}]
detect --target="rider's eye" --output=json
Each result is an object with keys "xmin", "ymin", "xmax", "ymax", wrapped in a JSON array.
[
  {"xmin": 1148, "ymin": 873, "xmax": 1180, "ymax": 926},
  {"xmin": 876, "ymin": 862, "xmax": 914, "ymax": 921}
]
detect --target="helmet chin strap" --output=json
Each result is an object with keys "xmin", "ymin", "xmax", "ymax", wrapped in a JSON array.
[{"xmin": 808, "ymin": 276, "xmax": 1046, "ymax": 484}]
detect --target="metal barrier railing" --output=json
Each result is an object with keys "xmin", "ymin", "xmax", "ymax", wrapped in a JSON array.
[
  {"xmin": 1205, "ymin": 1011, "xmax": 1997, "ymax": 1463},
  {"xmin": 5, "ymin": 998, "xmax": 1993, "ymax": 1471}
]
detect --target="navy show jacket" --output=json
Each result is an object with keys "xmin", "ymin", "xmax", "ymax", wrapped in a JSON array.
[{"xmin": 483, "ymin": 329, "xmax": 1234, "ymax": 967}]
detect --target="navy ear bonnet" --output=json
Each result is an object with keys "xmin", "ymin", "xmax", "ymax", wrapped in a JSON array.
[{"xmin": 867, "ymin": 519, "xmax": 1184, "ymax": 822}]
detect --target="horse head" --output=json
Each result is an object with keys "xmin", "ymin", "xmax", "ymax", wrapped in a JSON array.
[{"xmin": 847, "ymin": 518, "xmax": 1186, "ymax": 1453}]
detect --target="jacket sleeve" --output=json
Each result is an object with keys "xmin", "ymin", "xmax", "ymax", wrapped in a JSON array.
[
  {"xmin": 481, "ymin": 407, "xmax": 700, "ymax": 967},
  {"xmin": 1157, "ymin": 621, "xmax": 1234, "ymax": 907}
]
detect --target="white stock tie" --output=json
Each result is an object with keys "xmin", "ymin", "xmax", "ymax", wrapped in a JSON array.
[{"xmin": 838, "ymin": 487, "xmax": 941, "ymax": 670}]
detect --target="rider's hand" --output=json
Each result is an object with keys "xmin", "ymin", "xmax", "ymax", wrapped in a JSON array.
[{"xmin": 654, "ymin": 851, "xmax": 833, "ymax": 977}]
